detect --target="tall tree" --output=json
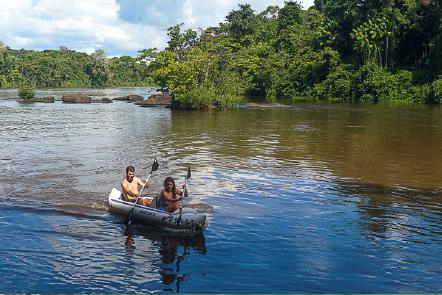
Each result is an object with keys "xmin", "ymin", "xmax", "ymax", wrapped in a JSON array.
[
  {"xmin": 165, "ymin": 23, "xmax": 198, "ymax": 60},
  {"xmin": 277, "ymin": 1, "xmax": 303, "ymax": 31},
  {"xmin": 86, "ymin": 49, "xmax": 114, "ymax": 86},
  {"xmin": 223, "ymin": 4, "xmax": 257, "ymax": 46}
]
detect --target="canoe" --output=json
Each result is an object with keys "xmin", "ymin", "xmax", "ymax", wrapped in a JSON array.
[{"xmin": 107, "ymin": 188, "xmax": 208, "ymax": 235}]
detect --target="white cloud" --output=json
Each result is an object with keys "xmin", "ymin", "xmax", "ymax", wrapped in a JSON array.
[
  {"xmin": 183, "ymin": 0, "xmax": 196, "ymax": 25},
  {"xmin": 13, "ymin": 36, "xmax": 31, "ymax": 47},
  {"xmin": 0, "ymin": 0, "xmax": 315, "ymax": 57}
]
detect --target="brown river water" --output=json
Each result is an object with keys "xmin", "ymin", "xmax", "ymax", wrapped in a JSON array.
[{"xmin": 0, "ymin": 87, "xmax": 441, "ymax": 293}]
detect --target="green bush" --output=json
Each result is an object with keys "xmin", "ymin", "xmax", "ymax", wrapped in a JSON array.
[
  {"xmin": 430, "ymin": 78, "xmax": 442, "ymax": 103},
  {"xmin": 386, "ymin": 70, "xmax": 414, "ymax": 102},
  {"xmin": 17, "ymin": 86, "xmax": 35, "ymax": 99},
  {"xmin": 311, "ymin": 65, "xmax": 353, "ymax": 101},
  {"xmin": 172, "ymin": 78, "xmax": 243, "ymax": 110},
  {"xmin": 306, "ymin": 63, "xmax": 441, "ymax": 103},
  {"xmin": 352, "ymin": 62, "xmax": 390, "ymax": 101}
]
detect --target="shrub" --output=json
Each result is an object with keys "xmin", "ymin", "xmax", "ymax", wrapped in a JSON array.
[
  {"xmin": 430, "ymin": 78, "xmax": 442, "ymax": 103},
  {"xmin": 386, "ymin": 70, "xmax": 414, "ymax": 102},
  {"xmin": 17, "ymin": 86, "xmax": 35, "ymax": 99},
  {"xmin": 311, "ymin": 65, "xmax": 353, "ymax": 101},
  {"xmin": 352, "ymin": 62, "xmax": 390, "ymax": 101}
]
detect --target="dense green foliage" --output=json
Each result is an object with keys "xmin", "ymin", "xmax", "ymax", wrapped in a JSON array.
[
  {"xmin": 146, "ymin": 0, "xmax": 441, "ymax": 108},
  {"xmin": 0, "ymin": 43, "xmax": 152, "ymax": 89},
  {"xmin": 17, "ymin": 86, "xmax": 35, "ymax": 99}
]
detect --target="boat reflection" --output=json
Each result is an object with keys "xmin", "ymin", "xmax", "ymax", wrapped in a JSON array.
[{"xmin": 121, "ymin": 224, "xmax": 206, "ymax": 292}]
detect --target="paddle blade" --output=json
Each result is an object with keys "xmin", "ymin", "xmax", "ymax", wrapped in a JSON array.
[
  {"xmin": 187, "ymin": 165, "xmax": 191, "ymax": 179},
  {"xmin": 125, "ymin": 208, "xmax": 134, "ymax": 226},
  {"xmin": 151, "ymin": 158, "xmax": 159, "ymax": 172},
  {"xmin": 177, "ymin": 214, "xmax": 182, "ymax": 227}
]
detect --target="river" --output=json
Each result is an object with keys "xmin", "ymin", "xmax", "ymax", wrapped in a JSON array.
[{"xmin": 0, "ymin": 87, "xmax": 441, "ymax": 293}]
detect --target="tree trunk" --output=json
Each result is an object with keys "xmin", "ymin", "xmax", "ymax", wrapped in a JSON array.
[{"xmin": 385, "ymin": 36, "xmax": 389, "ymax": 69}]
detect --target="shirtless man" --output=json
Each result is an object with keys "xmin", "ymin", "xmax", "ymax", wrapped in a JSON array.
[
  {"xmin": 159, "ymin": 176, "xmax": 188, "ymax": 213},
  {"xmin": 121, "ymin": 166, "xmax": 152, "ymax": 207}
]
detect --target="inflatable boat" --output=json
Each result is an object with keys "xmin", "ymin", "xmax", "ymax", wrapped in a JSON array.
[{"xmin": 107, "ymin": 188, "xmax": 208, "ymax": 235}]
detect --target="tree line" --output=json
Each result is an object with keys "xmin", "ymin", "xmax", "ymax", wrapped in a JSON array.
[
  {"xmin": 0, "ymin": 44, "xmax": 152, "ymax": 89},
  {"xmin": 1, "ymin": 0, "xmax": 441, "ymax": 107},
  {"xmin": 145, "ymin": 0, "xmax": 441, "ymax": 108}
]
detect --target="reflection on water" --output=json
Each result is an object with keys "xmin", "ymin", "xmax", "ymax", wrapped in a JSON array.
[
  {"xmin": 0, "ymin": 200, "xmax": 208, "ymax": 294},
  {"xmin": 122, "ymin": 225, "xmax": 207, "ymax": 293},
  {"xmin": 0, "ymin": 89, "xmax": 441, "ymax": 293},
  {"xmin": 335, "ymin": 180, "xmax": 441, "ymax": 242}
]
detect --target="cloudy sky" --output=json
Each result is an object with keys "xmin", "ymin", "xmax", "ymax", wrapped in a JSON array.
[{"xmin": 0, "ymin": 0, "xmax": 315, "ymax": 57}]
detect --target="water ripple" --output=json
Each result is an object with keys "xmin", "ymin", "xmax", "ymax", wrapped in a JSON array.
[{"xmin": 1, "ymin": 92, "xmax": 442, "ymax": 293}]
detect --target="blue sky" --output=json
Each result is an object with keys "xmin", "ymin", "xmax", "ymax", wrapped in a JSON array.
[{"xmin": 0, "ymin": 0, "xmax": 315, "ymax": 57}]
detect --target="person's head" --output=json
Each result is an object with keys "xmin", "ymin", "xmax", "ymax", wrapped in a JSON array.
[
  {"xmin": 126, "ymin": 166, "xmax": 135, "ymax": 181},
  {"xmin": 164, "ymin": 176, "xmax": 176, "ymax": 197}
]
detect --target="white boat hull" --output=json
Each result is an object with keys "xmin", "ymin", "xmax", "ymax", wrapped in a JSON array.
[{"xmin": 108, "ymin": 188, "xmax": 208, "ymax": 235}]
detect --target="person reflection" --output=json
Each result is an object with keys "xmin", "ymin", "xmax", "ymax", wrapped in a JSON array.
[
  {"xmin": 157, "ymin": 241, "xmax": 191, "ymax": 291},
  {"xmin": 158, "ymin": 242, "xmax": 178, "ymax": 264},
  {"xmin": 121, "ymin": 234, "xmax": 137, "ymax": 280},
  {"xmin": 124, "ymin": 235, "xmax": 136, "ymax": 252}
]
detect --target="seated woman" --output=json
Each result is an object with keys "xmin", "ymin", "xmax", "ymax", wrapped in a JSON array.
[{"xmin": 159, "ymin": 176, "xmax": 188, "ymax": 213}]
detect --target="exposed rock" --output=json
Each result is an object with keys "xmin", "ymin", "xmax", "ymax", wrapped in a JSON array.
[
  {"xmin": 91, "ymin": 97, "xmax": 113, "ymax": 103},
  {"xmin": 135, "ymin": 94, "xmax": 172, "ymax": 107},
  {"xmin": 42, "ymin": 96, "xmax": 55, "ymax": 103},
  {"xmin": 20, "ymin": 96, "xmax": 55, "ymax": 103},
  {"xmin": 113, "ymin": 95, "xmax": 144, "ymax": 102},
  {"xmin": 62, "ymin": 93, "xmax": 91, "ymax": 103},
  {"xmin": 150, "ymin": 94, "xmax": 171, "ymax": 100},
  {"xmin": 113, "ymin": 96, "xmax": 128, "ymax": 101},
  {"xmin": 128, "ymin": 94, "xmax": 144, "ymax": 102},
  {"xmin": 101, "ymin": 97, "xmax": 113, "ymax": 103},
  {"xmin": 244, "ymin": 103, "xmax": 292, "ymax": 108}
]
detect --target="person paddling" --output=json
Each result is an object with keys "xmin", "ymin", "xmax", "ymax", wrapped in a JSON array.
[
  {"xmin": 121, "ymin": 166, "xmax": 152, "ymax": 206},
  {"xmin": 159, "ymin": 176, "xmax": 188, "ymax": 213}
]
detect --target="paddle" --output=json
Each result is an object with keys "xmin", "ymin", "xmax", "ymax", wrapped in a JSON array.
[
  {"xmin": 177, "ymin": 165, "xmax": 191, "ymax": 227},
  {"xmin": 125, "ymin": 158, "xmax": 159, "ymax": 226}
]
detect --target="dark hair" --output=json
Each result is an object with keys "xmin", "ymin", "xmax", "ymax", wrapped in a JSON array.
[
  {"xmin": 126, "ymin": 166, "xmax": 135, "ymax": 173},
  {"xmin": 164, "ymin": 176, "xmax": 176, "ymax": 199}
]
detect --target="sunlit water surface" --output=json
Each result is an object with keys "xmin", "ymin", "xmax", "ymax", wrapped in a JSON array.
[{"xmin": 0, "ymin": 88, "xmax": 441, "ymax": 293}]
